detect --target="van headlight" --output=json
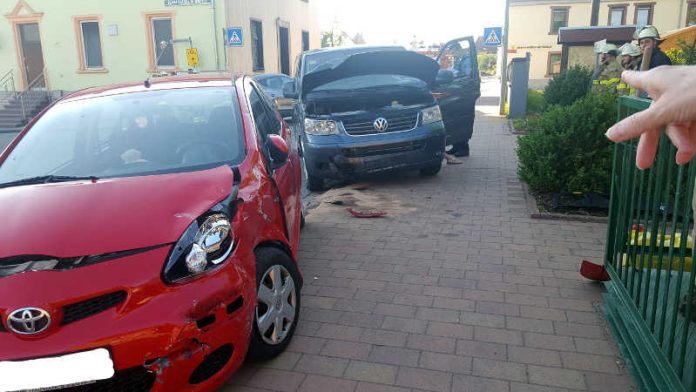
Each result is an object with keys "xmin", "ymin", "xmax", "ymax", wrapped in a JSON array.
[
  {"xmin": 163, "ymin": 213, "xmax": 234, "ymax": 283},
  {"xmin": 421, "ymin": 105, "xmax": 443, "ymax": 125},
  {"xmin": 304, "ymin": 118, "xmax": 339, "ymax": 135}
]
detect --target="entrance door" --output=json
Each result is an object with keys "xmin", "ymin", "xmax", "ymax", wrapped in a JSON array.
[
  {"xmin": 18, "ymin": 23, "xmax": 45, "ymax": 88},
  {"xmin": 279, "ymin": 26, "xmax": 290, "ymax": 75}
]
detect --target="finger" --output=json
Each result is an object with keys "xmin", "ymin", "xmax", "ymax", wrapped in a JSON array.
[
  {"xmin": 606, "ymin": 106, "xmax": 665, "ymax": 142},
  {"xmin": 667, "ymin": 123, "xmax": 696, "ymax": 165},
  {"xmin": 621, "ymin": 70, "xmax": 661, "ymax": 98},
  {"xmin": 636, "ymin": 129, "xmax": 661, "ymax": 169}
]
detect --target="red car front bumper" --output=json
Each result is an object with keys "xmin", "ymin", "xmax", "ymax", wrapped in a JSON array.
[{"xmin": 0, "ymin": 245, "xmax": 256, "ymax": 391}]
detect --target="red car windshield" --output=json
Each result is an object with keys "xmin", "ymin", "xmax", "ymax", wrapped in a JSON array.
[{"xmin": 0, "ymin": 87, "xmax": 245, "ymax": 185}]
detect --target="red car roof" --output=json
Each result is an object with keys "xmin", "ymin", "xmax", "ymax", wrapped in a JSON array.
[{"xmin": 61, "ymin": 73, "xmax": 243, "ymax": 103}]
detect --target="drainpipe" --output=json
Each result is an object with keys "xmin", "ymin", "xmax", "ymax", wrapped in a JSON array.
[
  {"xmin": 678, "ymin": 0, "xmax": 685, "ymax": 28},
  {"xmin": 211, "ymin": 0, "xmax": 221, "ymax": 70},
  {"xmin": 590, "ymin": 0, "xmax": 600, "ymax": 26}
]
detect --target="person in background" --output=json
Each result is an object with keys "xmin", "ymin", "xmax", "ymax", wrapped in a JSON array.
[
  {"xmin": 636, "ymin": 25, "xmax": 672, "ymax": 69},
  {"xmin": 592, "ymin": 43, "xmax": 624, "ymax": 91},
  {"xmin": 619, "ymin": 43, "xmax": 643, "ymax": 71}
]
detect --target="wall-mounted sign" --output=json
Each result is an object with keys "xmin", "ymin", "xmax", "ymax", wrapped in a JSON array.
[
  {"xmin": 225, "ymin": 27, "xmax": 243, "ymax": 47},
  {"xmin": 186, "ymin": 48, "xmax": 199, "ymax": 67},
  {"xmin": 164, "ymin": 0, "xmax": 213, "ymax": 6}
]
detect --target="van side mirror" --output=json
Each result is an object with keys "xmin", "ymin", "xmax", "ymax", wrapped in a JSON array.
[
  {"xmin": 436, "ymin": 69, "xmax": 455, "ymax": 85},
  {"xmin": 267, "ymin": 134, "xmax": 289, "ymax": 168},
  {"xmin": 282, "ymin": 80, "xmax": 299, "ymax": 99}
]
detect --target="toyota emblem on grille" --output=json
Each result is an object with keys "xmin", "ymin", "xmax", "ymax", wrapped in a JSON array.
[
  {"xmin": 7, "ymin": 308, "xmax": 51, "ymax": 335},
  {"xmin": 373, "ymin": 117, "xmax": 389, "ymax": 132}
]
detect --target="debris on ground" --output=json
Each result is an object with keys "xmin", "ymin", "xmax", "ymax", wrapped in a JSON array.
[
  {"xmin": 347, "ymin": 208, "xmax": 388, "ymax": 218},
  {"xmin": 580, "ymin": 259, "xmax": 611, "ymax": 281}
]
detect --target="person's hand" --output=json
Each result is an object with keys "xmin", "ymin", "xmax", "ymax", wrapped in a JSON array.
[{"xmin": 605, "ymin": 66, "xmax": 696, "ymax": 169}]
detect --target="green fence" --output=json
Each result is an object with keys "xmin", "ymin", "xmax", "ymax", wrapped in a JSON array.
[{"xmin": 602, "ymin": 96, "xmax": 696, "ymax": 392}]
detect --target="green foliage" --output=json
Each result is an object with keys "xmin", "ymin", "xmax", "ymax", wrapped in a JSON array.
[
  {"xmin": 543, "ymin": 65, "xmax": 593, "ymax": 107},
  {"xmin": 665, "ymin": 37, "xmax": 696, "ymax": 65},
  {"xmin": 477, "ymin": 53, "xmax": 497, "ymax": 75},
  {"xmin": 526, "ymin": 89, "xmax": 545, "ymax": 114},
  {"xmin": 320, "ymin": 30, "xmax": 343, "ymax": 48},
  {"xmin": 517, "ymin": 92, "xmax": 617, "ymax": 195}
]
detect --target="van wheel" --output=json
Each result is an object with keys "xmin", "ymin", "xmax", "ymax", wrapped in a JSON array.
[
  {"xmin": 419, "ymin": 162, "xmax": 442, "ymax": 177},
  {"xmin": 247, "ymin": 248, "xmax": 301, "ymax": 361}
]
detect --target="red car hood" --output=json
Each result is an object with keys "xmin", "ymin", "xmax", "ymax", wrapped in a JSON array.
[{"xmin": 0, "ymin": 166, "xmax": 233, "ymax": 258}]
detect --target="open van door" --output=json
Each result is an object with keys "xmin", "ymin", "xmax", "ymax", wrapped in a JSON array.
[{"xmin": 433, "ymin": 36, "xmax": 480, "ymax": 156}]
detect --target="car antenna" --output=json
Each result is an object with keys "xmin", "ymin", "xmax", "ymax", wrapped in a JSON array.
[{"xmin": 144, "ymin": 76, "xmax": 151, "ymax": 88}]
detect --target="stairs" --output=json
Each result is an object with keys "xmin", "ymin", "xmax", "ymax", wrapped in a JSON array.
[{"xmin": 0, "ymin": 91, "xmax": 52, "ymax": 129}]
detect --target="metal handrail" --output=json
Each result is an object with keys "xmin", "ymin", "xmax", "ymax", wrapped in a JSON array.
[
  {"xmin": 0, "ymin": 69, "xmax": 16, "ymax": 96},
  {"xmin": 18, "ymin": 69, "xmax": 49, "ymax": 121}
]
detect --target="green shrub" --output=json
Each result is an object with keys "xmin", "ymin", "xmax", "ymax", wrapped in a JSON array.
[
  {"xmin": 527, "ymin": 89, "xmax": 545, "ymax": 114},
  {"xmin": 543, "ymin": 65, "xmax": 593, "ymax": 107},
  {"xmin": 517, "ymin": 91, "xmax": 617, "ymax": 195},
  {"xmin": 477, "ymin": 53, "xmax": 497, "ymax": 75},
  {"xmin": 665, "ymin": 37, "xmax": 696, "ymax": 65}
]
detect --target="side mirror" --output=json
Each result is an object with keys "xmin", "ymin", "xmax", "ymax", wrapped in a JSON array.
[
  {"xmin": 282, "ymin": 80, "xmax": 299, "ymax": 99},
  {"xmin": 267, "ymin": 134, "xmax": 289, "ymax": 168},
  {"xmin": 436, "ymin": 69, "xmax": 454, "ymax": 85}
]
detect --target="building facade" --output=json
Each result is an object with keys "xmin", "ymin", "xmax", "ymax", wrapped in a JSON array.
[
  {"xmin": 509, "ymin": 0, "xmax": 694, "ymax": 88},
  {"xmin": 0, "ymin": 0, "xmax": 319, "ymax": 92}
]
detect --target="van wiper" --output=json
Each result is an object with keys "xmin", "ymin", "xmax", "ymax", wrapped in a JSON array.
[{"xmin": 0, "ymin": 175, "xmax": 98, "ymax": 188}]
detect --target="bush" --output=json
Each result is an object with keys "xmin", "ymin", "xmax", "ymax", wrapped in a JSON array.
[
  {"xmin": 477, "ymin": 53, "xmax": 497, "ymax": 75},
  {"xmin": 527, "ymin": 89, "xmax": 545, "ymax": 114},
  {"xmin": 517, "ymin": 91, "xmax": 617, "ymax": 195},
  {"xmin": 543, "ymin": 65, "xmax": 593, "ymax": 107},
  {"xmin": 665, "ymin": 37, "xmax": 696, "ymax": 65}
]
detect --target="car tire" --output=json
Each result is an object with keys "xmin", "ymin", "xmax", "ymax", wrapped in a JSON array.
[
  {"xmin": 247, "ymin": 247, "xmax": 301, "ymax": 361},
  {"xmin": 300, "ymin": 211, "xmax": 306, "ymax": 229},
  {"xmin": 306, "ymin": 175, "xmax": 324, "ymax": 192},
  {"xmin": 419, "ymin": 162, "xmax": 442, "ymax": 177}
]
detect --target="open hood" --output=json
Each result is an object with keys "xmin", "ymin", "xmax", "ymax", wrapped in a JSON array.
[
  {"xmin": 302, "ymin": 50, "xmax": 440, "ymax": 97},
  {"xmin": 0, "ymin": 165, "xmax": 234, "ymax": 259}
]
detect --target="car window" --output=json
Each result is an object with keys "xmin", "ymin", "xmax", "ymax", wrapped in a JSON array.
[
  {"xmin": 439, "ymin": 40, "xmax": 473, "ymax": 78},
  {"xmin": 249, "ymin": 86, "xmax": 280, "ymax": 137},
  {"xmin": 0, "ymin": 87, "xmax": 246, "ymax": 184}
]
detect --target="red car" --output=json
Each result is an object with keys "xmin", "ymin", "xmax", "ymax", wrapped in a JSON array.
[{"xmin": 0, "ymin": 74, "xmax": 303, "ymax": 391}]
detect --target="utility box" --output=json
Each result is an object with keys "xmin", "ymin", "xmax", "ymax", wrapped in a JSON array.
[{"xmin": 507, "ymin": 53, "xmax": 530, "ymax": 119}]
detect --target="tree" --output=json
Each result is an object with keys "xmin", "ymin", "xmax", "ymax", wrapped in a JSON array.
[
  {"xmin": 352, "ymin": 33, "xmax": 366, "ymax": 45},
  {"xmin": 321, "ymin": 30, "xmax": 344, "ymax": 48}
]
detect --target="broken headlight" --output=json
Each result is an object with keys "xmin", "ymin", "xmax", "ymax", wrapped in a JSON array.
[
  {"xmin": 304, "ymin": 118, "xmax": 339, "ymax": 135},
  {"xmin": 421, "ymin": 105, "xmax": 443, "ymax": 125},
  {"xmin": 162, "ymin": 213, "xmax": 234, "ymax": 283}
]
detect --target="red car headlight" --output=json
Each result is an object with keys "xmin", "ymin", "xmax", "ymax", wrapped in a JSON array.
[{"xmin": 162, "ymin": 212, "xmax": 234, "ymax": 284}]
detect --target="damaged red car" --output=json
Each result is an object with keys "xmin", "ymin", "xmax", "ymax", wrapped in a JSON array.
[{"xmin": 0, "ymin": 74, "xmax": 303, "ymax": 391}]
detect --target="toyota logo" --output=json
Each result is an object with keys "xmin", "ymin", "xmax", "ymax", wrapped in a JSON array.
[
  {"xmin": 7, "ymin": 308, "xmax": 51, "ymax": 335},
  {"xmin": 373, "ymin": 117, "xmax": 389, "ymax": 132}
]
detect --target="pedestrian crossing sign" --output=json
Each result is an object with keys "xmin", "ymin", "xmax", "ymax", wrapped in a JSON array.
[
  {"xmin": 483, "ymin": 27, "xmax": 502, "ymax": 47},
  {"xmin": 225, "ymin": 27, "xmax": 243, "ymax": 47}
]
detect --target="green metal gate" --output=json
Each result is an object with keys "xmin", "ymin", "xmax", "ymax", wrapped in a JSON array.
[{"xmin": 602, "ymin": 96, "xmax": 696, "ymax": 392}]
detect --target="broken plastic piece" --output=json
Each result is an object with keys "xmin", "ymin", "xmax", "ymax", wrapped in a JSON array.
[
  {"xmin": 347, "ymin": 208, "xmax": 387, "ymax": 218},
  {"xmin": 580, "ymin": 260, "xmax": 611, "ymax": 281}
]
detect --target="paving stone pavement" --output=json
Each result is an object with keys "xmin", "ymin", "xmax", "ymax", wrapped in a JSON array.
[{"xmin": 221, "ymin": 80, "xmax": 636, "ymax": 392}]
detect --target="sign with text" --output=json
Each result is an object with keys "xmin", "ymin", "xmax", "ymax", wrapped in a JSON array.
[
  {"xmin": 186, "ymin": 48, "xmax": 199, "ymax": 67},
  {"xmin": 165, "ymin": 0, "xmax": 212, "ymax": 6},
  {"xmin": 483, "ymin": 27, "xmax": 503, "ymax": 47}
]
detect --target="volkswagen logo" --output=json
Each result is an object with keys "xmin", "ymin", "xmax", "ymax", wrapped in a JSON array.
[
  {"xmin": 7, "ymin": 308, "xmax": 51, "ymax": 335},
  {"xmin": 373, "ymin": 117, "xmax": 389, "ymax": 132}
]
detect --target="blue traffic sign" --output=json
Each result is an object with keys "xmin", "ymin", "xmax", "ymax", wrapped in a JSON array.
[
  {"xmin": 225, "ymin": 27, "xmax": 243, "ymax": 47},
  {"xmin": 483, "ymin": 27, "xmax": 503, "ymax": 47}
]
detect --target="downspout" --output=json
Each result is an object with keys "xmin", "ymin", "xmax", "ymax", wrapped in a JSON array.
[
  {"xmin": 590, "ymin": 0, "xmax": 600, "ymax": 26},
  {"xmin": 678, "ymin": 0, "xmax": 685, "ymax": 28},
  {"xmin": 212, "ymin": 0, "xmax": 221, "ymax": 70}
]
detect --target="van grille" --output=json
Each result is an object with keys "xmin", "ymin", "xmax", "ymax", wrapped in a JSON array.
[{"xmin": 342, "ymin": 112, "xmax": 419, "ymax": 136}]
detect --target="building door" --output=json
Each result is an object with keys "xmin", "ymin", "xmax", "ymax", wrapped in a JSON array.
[
  {"xmin": 18, "ymin": 23, "xmax": 45, "ymax": 88},
  {"xmin": 278, "ymin": 26, "xmax": 290, "ymax": 75}
]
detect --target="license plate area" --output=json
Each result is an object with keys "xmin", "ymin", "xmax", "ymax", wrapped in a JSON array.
[{"xmin": 0, "ymin": 348, "xmax": 114, "ymax": 391}]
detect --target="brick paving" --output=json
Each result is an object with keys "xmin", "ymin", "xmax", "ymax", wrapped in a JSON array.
[{"xmin": 221, "ymin": 80, "xmax": 635, "ymax": 392}]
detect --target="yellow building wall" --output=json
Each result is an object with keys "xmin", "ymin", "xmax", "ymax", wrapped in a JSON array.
[
  {"xmin": 509, "ymin": 1, "xmax": 591, "ymax": 82},
  {"xmin": 0, "ymin": 0, "xmax": 319, "ymax": 92},
  {"xmin": 223, "ymin": 0, "xmax": 320, "ymax": 76},
  {"xmin": 510, "ymin": 0, "xmax": 690, "ymax": 84}
]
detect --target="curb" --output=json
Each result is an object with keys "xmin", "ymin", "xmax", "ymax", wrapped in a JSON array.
[{"xmin": 521, "ymin": 182, "xmax": 609, "ymax": 223}]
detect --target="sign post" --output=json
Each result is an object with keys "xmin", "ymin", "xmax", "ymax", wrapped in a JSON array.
[{"xmin": 499, "ymin": 0, "xmax": 510, "ymax": 116}]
